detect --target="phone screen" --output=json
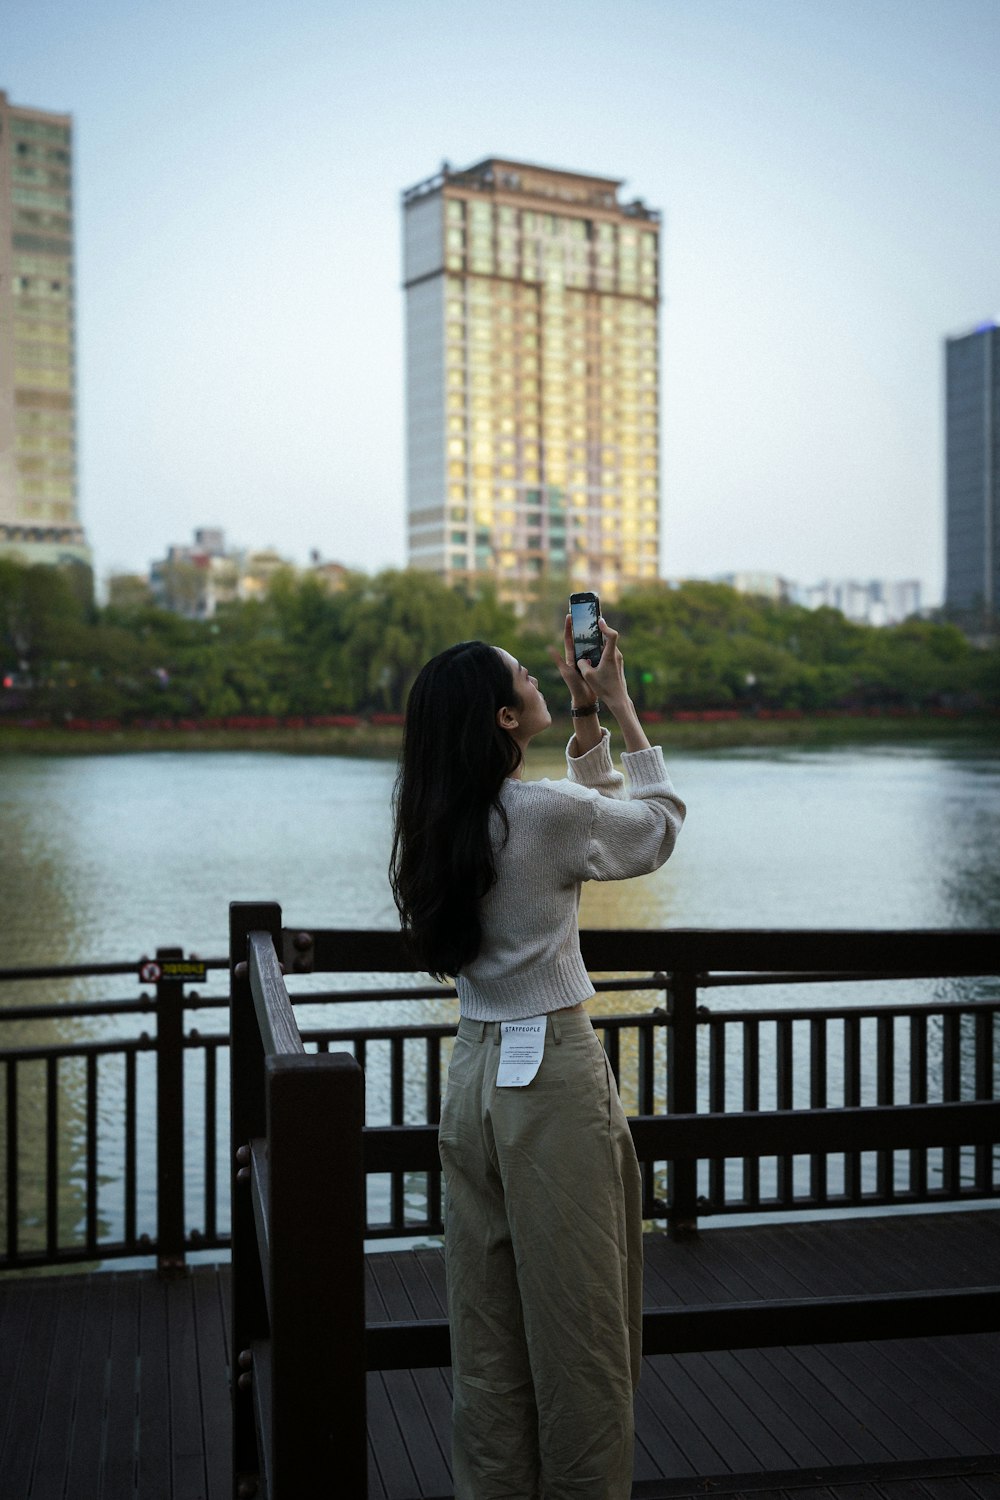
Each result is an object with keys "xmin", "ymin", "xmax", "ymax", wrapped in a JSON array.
[{"xmin": 570, "ymin": 595, "xmax": 601, "ymax": 665}]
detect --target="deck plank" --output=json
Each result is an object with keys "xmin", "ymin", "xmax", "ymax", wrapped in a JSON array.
[
  {"xmin": 821, "ymin": 1335, "xmax": 997, "ymax": 1453},
  {"xmin": 136, "ymin": 1274, "xmax": 172, "ymax": 1500},
  {"xmin": 631, "ymin": 1376, "xmax": 711, "ymax": 1476},
  {"xmin": 1, "ymin": 1211, "xmax": 998, "ymax": 1499},
  {"xmin": 31, "ymin": 1277, "xmax": 89, "ymax": 1500},
  {"xmin": 735, "ymin": 1345, "xmax": 897, "ymax": 1467},
  {"xmin": 167, "ymin": 1276, "xmax": 209, "ymax": 1500},
  {"xmin": 101, "ymin": 1273, "xmax": 141, "ymax": 1500},
  {"xmin": 193, "ymin": 1267, "xmax": 231, "ymax": 1500},
  {"xmin": 383, "ymin": 1369, "xmax": 452, "ymax": 1498},
  {"xmin": 770, "ymin": 1344, "xmax": 919, "ymax": 1461},
  {"xmin": 1, "ymin": 1276, "xmax": 62, "ymax": 1497},
  {"xmin": 369, "ymin": 1253, "xmax": 421, "ymax": 1322},
  {"xmin": 65, "ymin": 1274, "xmax": 115, "ymax": 1497},
  {"xmin": 889, "ymin": 1334, "xmax": 1000, "ymax": 1428},
  {"xmin": 0, "ymin": 1278, "xmax": 37, "ymax": 1472},
  {"xmin": 367, "ymin": 1371, "xmax": 421, "ymax": 1499},
  {"xmin": 641, "ymin": 1350, "xmax": 765, "ymax": 1471}
]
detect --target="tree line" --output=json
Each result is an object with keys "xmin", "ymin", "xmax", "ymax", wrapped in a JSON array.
[{"xmin": 0, "ymin": 557, "xmax": 997, "ymax": 724}]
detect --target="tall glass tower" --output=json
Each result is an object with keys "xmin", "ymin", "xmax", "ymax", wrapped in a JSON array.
[
  {"xmin": 402, "ymin": 158, "xmax": 660, "ymax": 610},
  {"xmin": 0, "ymin": 91, "xmax": 89, "ymax": 569},
  {"xmin": 945, "ymin": 320, "xmax": 999, "ymax": 627}
]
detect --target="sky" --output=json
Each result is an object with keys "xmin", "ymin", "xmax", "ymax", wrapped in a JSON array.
[{"xmin": 4, "ymin": 0, "xmax": 999, "ymax": 602}]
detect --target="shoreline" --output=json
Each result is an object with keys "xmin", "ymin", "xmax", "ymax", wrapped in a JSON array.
[{"xmin": 1, "ymin": 713, "xmax": 997, "ymax": 756}]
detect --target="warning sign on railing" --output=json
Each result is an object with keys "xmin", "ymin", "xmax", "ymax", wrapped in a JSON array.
[{"xmin": 138, "ymin": 958, "xmax": 207, "ymax": 984}]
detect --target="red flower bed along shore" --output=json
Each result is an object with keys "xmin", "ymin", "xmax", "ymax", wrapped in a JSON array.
[
  {"xmin": 1, "ymin": 706, "xmax": 983, "ymax": 733},
  {"xmin": 3, "ymin": 712, "xmax": 407, "ymax": 732},
  {"xmin": 641, "ymin": 706, "xmax": 969, "ymax": 723}
]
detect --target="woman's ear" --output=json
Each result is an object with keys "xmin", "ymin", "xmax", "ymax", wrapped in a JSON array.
[{"xmin": 496, "ymin": 705, "xmax": 519, "ymax": 731}]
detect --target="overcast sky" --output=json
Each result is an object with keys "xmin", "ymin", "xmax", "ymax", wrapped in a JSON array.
[{"xmin": 5, "ymin": 0, "xmax": 999, "ymax": 601}]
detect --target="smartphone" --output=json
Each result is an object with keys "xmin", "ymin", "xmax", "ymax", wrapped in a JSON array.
[{"xmin": 569, "ymin": 591, "xmax": 602, "ymax": 668}]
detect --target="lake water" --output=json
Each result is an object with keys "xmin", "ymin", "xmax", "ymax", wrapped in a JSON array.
[
  {"xmin": 3, "ymin": 739, "xmax": 999, "ymax": 966},
  {"xmin": 1, "ymin": 739, "xmax": 998, "ymax": 1258}
]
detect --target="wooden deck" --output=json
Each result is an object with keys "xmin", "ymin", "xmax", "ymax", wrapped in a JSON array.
[{"xmin": 1, "ymin": 1210, "xmax": 998, "ymax": 1500}]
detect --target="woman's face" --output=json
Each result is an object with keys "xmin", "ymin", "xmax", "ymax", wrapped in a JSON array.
[{"xmin": 496, "ymin": 648, "xmax": 551, "ymax": 743}]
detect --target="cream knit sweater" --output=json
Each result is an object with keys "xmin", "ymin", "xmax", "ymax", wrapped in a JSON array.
[{"xmin": 455, "ymin": 728, "xmax": 686, "ymax": 1020}]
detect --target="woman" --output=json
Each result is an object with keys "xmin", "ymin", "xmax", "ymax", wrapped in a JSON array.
[{"xmin": 390, "ymin": 616, "xmax": 685, "ymax": 1500}]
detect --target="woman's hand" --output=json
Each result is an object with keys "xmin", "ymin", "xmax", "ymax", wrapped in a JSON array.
[
  {"xmin": 577, "ymin": 619, "xmax": 630, "ymax": 710},
  {"xmin": 549, "ymin": 615, "xmax": 650, "ymax": 753},
  {"xmin": 547, "ymin": 615, "xmax": 598, "ymax": 708}
]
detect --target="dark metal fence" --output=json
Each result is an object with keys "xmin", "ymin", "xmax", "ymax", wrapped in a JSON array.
[{"xmin": 1, "ymin": 925, "xmax": 998, "ymax": 1272}]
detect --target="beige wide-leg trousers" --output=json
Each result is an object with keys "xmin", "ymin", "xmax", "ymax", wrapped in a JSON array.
[{"xmin": 438, "ymin": 1008, "xmax": 643, "ymax": 1500}]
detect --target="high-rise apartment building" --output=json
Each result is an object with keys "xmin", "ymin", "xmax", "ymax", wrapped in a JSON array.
[
  {"xmin": 0, "ymin": 91, "xmax": 89, "ymax": 569},
  {"xmin": 402, "ymin": 158, "xmax": 660, "ymax": 608},
  {"xmin": 945, "ymin": 320, "xmax": 999, "ymax": 625}
]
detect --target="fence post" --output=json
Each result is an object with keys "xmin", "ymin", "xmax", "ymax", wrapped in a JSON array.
[
  {"xmin": 230, "ymin": 901, "xmax": 282, "ymax": 1500},
  {"xmin": 268, "ymin": 1053, "xmax": 367, "ymax": 1496},
  {"xmin": 666, "ymin": 968, "xmax": 700, "ymax": 1237},
  {"xmin": 156, "ymin": 946, "xmax": 187, "ymax": 1275}
]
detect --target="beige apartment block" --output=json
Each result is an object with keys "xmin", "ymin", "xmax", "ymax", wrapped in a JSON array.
[
  {"xmin": 402, "ymin": 157, "xmax": 660, "ymax": 610},
  {"xmin": 0, "ymin": 91, "xmax": 90, "ymax": 570}
]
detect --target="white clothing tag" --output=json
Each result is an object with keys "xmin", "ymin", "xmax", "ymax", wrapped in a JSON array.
[{"xmin": 496, "ymin": 1017, "xmax": 547, "ymax": 1087}]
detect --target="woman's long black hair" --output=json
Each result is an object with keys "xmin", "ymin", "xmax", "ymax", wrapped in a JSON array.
[{"xmin": 390, "ymin": 641, "xmax": 522, "ymax": 978}]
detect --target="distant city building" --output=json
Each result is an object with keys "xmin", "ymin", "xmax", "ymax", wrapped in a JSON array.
[
  {"xmin": 0, "ymin": 91, "xmax": 90, "ymax": 571},
  {"xmin": 402, "ymin": 157, "xmax": 661, "ymax": 610},
  {"xmin": 150, "ymin": 531, "xmax": 242, "ymax": 618},
  {"xmin": 145, "ymin": 530, "xmax": 343, "ymax": 617},
  {"xmin": 797, "ymin": 578, "xmax": 922, "ymax": 626},
  {"xmin": 716, "ymin": 571, "xmax": 792, "ymax": 603},
  {"xmin": 717, "ymin": 572, "xmax": 921, "ymax": 626},
  {"xmin": 309, "ymin": 559, "xmax": 349, "ymax": 593},
  {"xmin": 945, "ymin": 320, "xmax": 999, "ymax": 626},
  {"xmin": 238, "ymin": 546, "xmax": 292, "ymax": 603}
]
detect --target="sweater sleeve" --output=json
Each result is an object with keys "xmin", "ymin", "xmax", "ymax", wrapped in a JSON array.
[
  {"xmin": 564, "ymin": 727, "xmax": 627, "ymax": 799},
  {"xmin": 577, "ymin": 742, "xmax": 686, "ymax": 882}
]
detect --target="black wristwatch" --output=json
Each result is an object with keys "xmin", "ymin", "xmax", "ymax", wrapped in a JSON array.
[{"xmin": 570, "ymin": 701, "xmax": 600, "ymax": 718}]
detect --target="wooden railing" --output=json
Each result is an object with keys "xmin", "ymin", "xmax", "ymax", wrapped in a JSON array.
[
  {"xmin": 1, "ymin": 922, "xmax": 998, "ymax": 1272},
  {"xmin": 226, "ymin": 904, "xmax": 1000, "ymax": 1499},
  {"xmin": 229, "ymin": 903, "xmax": 366, "ymax": 1500}
]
